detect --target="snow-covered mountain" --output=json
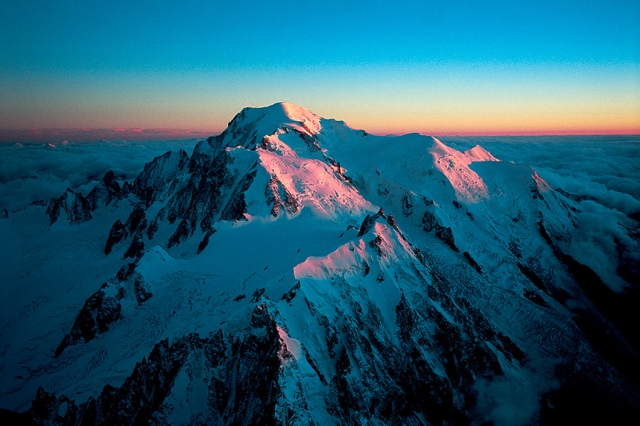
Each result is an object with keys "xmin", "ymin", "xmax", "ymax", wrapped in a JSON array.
[{"xmin": 1, "ymin": 103, "xmax": 639, "ymax": 425}]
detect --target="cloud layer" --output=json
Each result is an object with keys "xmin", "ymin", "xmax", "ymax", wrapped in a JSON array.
[
  {"xmin": 0, "ymin": 139, "xmax": 200, "ymax": 212},
  {"xmin": 0, "ymin": 128, "xmax": 212, "ymax": 144}
]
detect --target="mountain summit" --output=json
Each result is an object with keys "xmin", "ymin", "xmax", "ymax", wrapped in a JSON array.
[{"xmin": 1, "ymin": 103, "xmax": 639, "ymax": 425}]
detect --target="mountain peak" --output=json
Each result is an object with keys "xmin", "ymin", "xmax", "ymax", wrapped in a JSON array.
[
  {"xmin": 232, "ymin": 102, "xmax": 322, "ymax": 135},
  {"xmin": 3, "ymin": 103, "xmax": 639, "ymax": 425},
  {"xmin": 275, "ymin": 101, "xmax": 319, "ymax": 123}
]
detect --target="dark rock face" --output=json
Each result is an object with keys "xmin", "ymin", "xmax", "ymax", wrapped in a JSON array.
[
  {"xmin": 123, "ymin": 231, "xmax": 145, "ymax": 260},
  {"xmin": 98, "ymin": 142, "xmax": 258, "ymax": 256},
  {"xmin": 435, "ymin": 225, "xmax": 459, "ymax": 252},
  {"xmin": 401, "ymin": 193, "xmax": 413, "ymax": 216},
  {"xmin": 55, "ymin": 264, "xmax": 149, "ymax": 357},
  {"xmin": 421, "ymin": 208, "xmax": 437, "ymax": 232},
  {"xmin": 266, "ymin": 176, "xmax": 299, "ymax": 217},
  {"xmin": 316, "ymin": 273, "xmax": 516, "ymax": 425},
  {"xmin": 86, "ymin": 170, "xmax": 128, "ymax": 210},
  {"xmin": 555, "ymin": 187, "xmax": 597, "ymax": 203},
  {"xmin": 146, "ymin": 214, "xmax": 160, "ymax": 240},
  {"xmin": 133, "ymin": 275, "xmax": 152, "ymax": 305},
  {"xmin": 167, "ymin": 219, "xmax": 192, "ymax": 248},
  {"xmin": 357, "ymin": 208, "xmax": 386, "ymax": 237},
  {"xmin": 46, "ymin": 189, "xmax": 92, "ymax": 225},
  {"xmin": 161, "ymin": 149, "xmax": 257, "ymax": 246},
  {"xmin": 46, "ymin": 167, "xmax": 137, "ymax": 224},
  {"xmin": 35, "ymin": 306, "xmax": 283, "ymax": 426},
  {"xmin": 386, "ymin": 214, "xmax": 399, "ymax": 230},
  {"xmin": 282, "ymin": 282, "xmax": 301, "ymax": 303},
  {"xmin": 197, "ymin": 229, "xmax": 216, "ymax": 254},
  {"xmin": 105, "ymin": 206, "xmax": 148, "ymax": 256},
  {"xmin": 25, "ymin": 387, "xmax": 71, "ymax": 425},
  {"xmin": 462, "ymin": 251, "xmax": 482, "ymax": 274},
  {"xmin": 291, "ymin": 127, "xmax": 322, "ymax": 153},
  {"xmin": 124, "ymin": 205, "xmax": 147, "ymax": 235},
  {"xmin": 422, "ymin": 209, "xmax": 459, "ymax": 252},
  {"xmin": 133, "ymin": 150, "xmax": 190, "ymax": 207},
  {"xmin": 104, "ymin": 220, "xmax": 126, "ymax": 255},
  {"xmin": 524, "ymin": 288, "xmax": 548, "ymax": 307},
  {"xmin": 220, "ymin": 169, "xmax": 256, "ymax": 222},
  {"xmin": 55, "ymin": 282, "xmax": 124, "ymax": 357}
]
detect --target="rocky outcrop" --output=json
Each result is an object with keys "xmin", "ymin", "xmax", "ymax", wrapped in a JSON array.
[
  {"xmin": 96, "ymin": 139, "xmax": 259, "ymax": 255},
  {"xmin": 463, "ymin": 251, "xmax": 482, "ymax": 274},
  {"xmin": 289, "ymin": 126, "xmax": 322, "ymax": 153},
  {"xmin": 357, "ymin": 208, "xmax": 386, "ymax": 237},
  {"xmin": 124, "ymin": 204, "xmax": 147, "ymax": 235},
  {"xmin": 401, "ymin": 193, "xmax": 413, "ymax": 216},
  {"xmin": 163, "ymin": 149, "xmax": 257, "ymax": 246},
  {"xmin": 104, "ymin": 220, "xmax": 126, "ymax": 255},
  {"xmin": 123, "ymin": 231, "xmax": 145, "ymax": 260},
  {"xmin": 55, "ymin": 264, "xmax": 150, "ymax": 357},
  {"xmin": 37, "ymin": 306, "xmax": 282, "ymax": 425},
  {"xmin": 55, "ymin": 281, "xmax": 124, "ymax": 357},
  {"xmin": 132, "ymin": 150, "xmax": 190, "ymax": 207},
  {"xmin": 422, "ymin": 208, "xmax": 459, "ymax": 252},
  {"xmin": 555, "ymin": 187, "xmax": 597, "ymax": 203},
  {"xmin": 86, "ymin": 170, "xmax": 129, "ymax": 210},
  {"xmin": 46, "ymin": 189, "xmax": 92, "ymax": 225},
  {"xmin": 104, "ymin": 205, "xmax": 147, "ymax": 256},
  {"xmin": 266, "ymin": 176, "xmax": 299, "ymax": 217},
  {"xmin": 220, "ymin": 169, "xmax": 256, "ymax": 222},
  {"xmin": 46, "ymin": 170, "xmax": 129, "ymax": 226}
]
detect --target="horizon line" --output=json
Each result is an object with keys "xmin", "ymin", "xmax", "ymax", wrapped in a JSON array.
[{"xmin": 1, "ymin": 127, "xmax": 639, "ymax": 143}]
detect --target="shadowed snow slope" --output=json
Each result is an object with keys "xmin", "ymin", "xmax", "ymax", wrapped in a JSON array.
[{"xmin": 1, "ymin": 103, "xmax": 639, "ymax": 425}]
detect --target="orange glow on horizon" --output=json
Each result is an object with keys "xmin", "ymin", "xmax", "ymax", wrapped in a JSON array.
[
  {"xmin": 2, "ymin": 100, "xmax": 639, "ymax": 142},
  {"xmin": 345, "ymin": 111, "xmax": 640, "ymax": 137},
  {"xmin": 363, "ymin": 127, "xmax": 640, "ymax": 137}
]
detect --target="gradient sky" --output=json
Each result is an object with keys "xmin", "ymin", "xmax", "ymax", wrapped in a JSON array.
[{"xmin": 1, "ymin": 0, "xmax": 639, "ymax": 141}]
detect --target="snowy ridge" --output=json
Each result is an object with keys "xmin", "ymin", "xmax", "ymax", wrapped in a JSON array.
[{"xmin": 1, "ymin": 103, "xmax": 639, "ymax": 425}]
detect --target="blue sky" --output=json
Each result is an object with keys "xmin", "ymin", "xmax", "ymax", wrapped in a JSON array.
[{"xmin": 1, "ymin": 0, "xmax": 639, "ymax": 139}]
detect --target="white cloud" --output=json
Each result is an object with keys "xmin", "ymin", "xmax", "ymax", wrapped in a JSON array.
[
  {"xmin": 0, "ymin": 140, "xmax": 200, "ymax": 212},
  {"xmin": 473, "ymin": 352, "xmax": 558, "ymax": 426}
]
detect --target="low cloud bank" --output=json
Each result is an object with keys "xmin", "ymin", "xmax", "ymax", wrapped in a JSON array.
[
  {"xmin": 440, "ymin": 135, "xmax": 640, "ymax": 207},
  {"xmin": 0, "ymin": 128, "xmax": 213, "ymax": 143},
  {"xmin": 0, "ymin": 139, "xmax": 200, "ymax": 212}
]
